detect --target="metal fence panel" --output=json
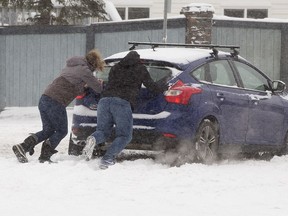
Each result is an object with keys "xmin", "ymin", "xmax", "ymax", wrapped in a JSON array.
[
  {"xmin": 95, "ymin": 28, "xmax": 185, "ymax": 58},
  {"xmin": 4, "ymin": 33, "xmax": 86, "ymax": 106},
  {"xmin": 212, "ymin": 26, "xmax": 281, "ymax": 80}
]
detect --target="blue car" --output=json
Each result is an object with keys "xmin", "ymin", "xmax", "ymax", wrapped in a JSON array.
[{"xmin": 68, "ymin": 42, "xmax": 288, "ymax": 164}]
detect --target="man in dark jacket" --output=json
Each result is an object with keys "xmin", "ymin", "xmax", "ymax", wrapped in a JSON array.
[
  {"xmin": 82, "ymin": 51, "xmax": 167, "ymax": 169},
  {"xmin": 12, "ymin": 49, "xmax": 104, "ymax": 163}
]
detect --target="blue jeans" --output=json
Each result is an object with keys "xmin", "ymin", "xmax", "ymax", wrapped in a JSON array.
[
  {"xmin": 35, "ymin": 95, "xmax": 68, "ymax": 149},
  {"xmin": 90, "ymin": 97, "xmax": 133, "ymax": 160}
]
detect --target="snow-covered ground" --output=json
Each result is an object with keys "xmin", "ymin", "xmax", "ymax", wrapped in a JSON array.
[{"xmin": 1, "ymin": 107, "xmax": 288, "ymax": 216}]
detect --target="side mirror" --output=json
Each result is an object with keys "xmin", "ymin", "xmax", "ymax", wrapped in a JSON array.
[{"xmin": 272, "ymin": 80, "xmax": 286, "ymax": 93}]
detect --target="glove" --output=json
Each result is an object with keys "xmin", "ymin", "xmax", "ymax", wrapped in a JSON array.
[
  {"xmin": 29, "ymin": 147, "xmax": 35, "ymax": 156},
  {"xmin": 161, "ymin": 83, "xmax": 170, "ymax": 92}
]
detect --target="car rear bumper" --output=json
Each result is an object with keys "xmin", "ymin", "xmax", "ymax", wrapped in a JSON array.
[{"xmin": 70, "ymin": 125, "xmax": 179, "ymax": 151}]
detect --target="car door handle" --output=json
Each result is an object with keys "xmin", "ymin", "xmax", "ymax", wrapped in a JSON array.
[
  {"xmin": 216, "ymin": 92, "xmax": 224, "ymax": 97},
  {"xmin": 216, "ymin": 92, "xmax": 225, "ymax": 100},
  {"xmin": 250, "ymin": 98, "xmax": 259, "ymax": 102},
  {"xmin": 249, "ymin": 95, "xmax": 260, "ymax": 105}
]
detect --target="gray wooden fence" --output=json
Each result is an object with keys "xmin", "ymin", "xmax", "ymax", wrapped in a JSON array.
[
  {"xmin": 0, "ymin": 18, "xmax": 288, "ymax": 107},
  {"xmin": 212, "ymin": 19, "xmax": 288, "ymax": 83},
  {"xmin": 0, "ymin": 18, "xmax": 185, "ymax": 107}
]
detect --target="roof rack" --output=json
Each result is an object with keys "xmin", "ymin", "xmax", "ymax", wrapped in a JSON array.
[{"xmin": 128, "ymin": 41, "xmax": 240, "ymax": 56}]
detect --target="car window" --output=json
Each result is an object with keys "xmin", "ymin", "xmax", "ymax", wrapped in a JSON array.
[
  {"xmin": 146, "ymin": 66, "xmax": 172, "ymax": 82},
  {"xmin": 192, "ymin": 60, "xmax": 237, "ymax": 87},
  {"xmin": 208, "ymin": 60, "xmax": 237, "ymax": 86},
  {"xmin": 234, "ymin": 61, "xmax": 270, "ymax": 91},
  {"xmin": 192, "ymin": 65, "xmax": 206, "ymax": 81},
  {"xmin": 97, "ymin": 61, "xmax": 176, "ymax": 83}
]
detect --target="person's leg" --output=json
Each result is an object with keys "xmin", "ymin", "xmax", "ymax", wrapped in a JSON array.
[
  {"xmin": 83, "ymin": 98, "xmax": 113, "ymax": 159},
  {"xmin": 12, "ymin": 95, "xmax": 54, "ymax": 163},
  {"xmin": 46, "ymin": 104, "xmax": 67, "ymax": 149},
  {"xmin": 32, "ymin": 96, "xmax": 67, "ymax": 162},
  {"xmin": 92, "ymin": 98, "xmax": 114, "ymax": 144},
  {"xmin": 34, "ymin": 95, "xmax": 56, "ymax": 142},
  {"xmin": 100, "ymin": 97, "xmax": 132, "ymax": 168}
]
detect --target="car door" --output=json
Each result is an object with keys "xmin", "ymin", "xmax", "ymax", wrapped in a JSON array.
[
  {"xmin": 233, "ymin": 61, "xmax": 285, "ymax": 145},
  {"xmin": 193, "ymin": 59, "xmax": 250, "ymax": 145}
]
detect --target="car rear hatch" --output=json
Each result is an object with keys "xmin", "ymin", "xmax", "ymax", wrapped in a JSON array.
[
  {"xmin": 102, "ymin": 59, "xmax": 182, "ymax": 114},
  {"xmin": 102, "ymin": 48, "xmax": 213, "ymax": 117}
]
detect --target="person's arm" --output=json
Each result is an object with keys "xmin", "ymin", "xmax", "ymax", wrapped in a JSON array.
[
  {"xmin": 82, "ymin": 70, "xmax": 103, "ymax": 93},
  {"xmin": 141, "ymin": 66, "xmax": 168, "ymax": 94}
]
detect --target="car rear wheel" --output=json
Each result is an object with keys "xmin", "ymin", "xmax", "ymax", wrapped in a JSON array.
[
  {"xmin": 279, "ymin": 131, "xmax": 288, "ymax": 155},
  {"xmin": 194, "ymin": 119, "xmax": 219, "ymax": 164}
]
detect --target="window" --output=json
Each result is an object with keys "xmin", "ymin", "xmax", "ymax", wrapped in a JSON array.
[
  {"xmin": 116, "ymin": 7, "xmax": 125, "ymax": 20},
  {"xmin": 247, "ymin": 9, "xmax": 268, "ymax": 19},
  {"xmin": 224, "ymin": 8, "xmax": 268, "ymax": 19},
  {"xmin": 128, "ymin": 8, "xmax": 149, "ymax": 19},
  {"xmin": 234, "ymin": 61, "xmax": 270, "ymax": 91},
  {"xmin": 100, "ymin": 61, "xmax": 175, "ymax": 83},
  {"xmin": 192, "ymin": 65, "xmax": 207, "ymax": 82},
  {"xmin": 208, "ymin": 61, "xmax": 237, "ymax": 86},
  {"xmin": 116, "ymin": 7, "xmax": 150, "ymax": 20},
  {"xmin": 224, "ymin": 9, "xmax": 244, "ymax": 18},
  {"xmin": 192, "ymin": 60, "xmax": 237, "ymax": 87}
]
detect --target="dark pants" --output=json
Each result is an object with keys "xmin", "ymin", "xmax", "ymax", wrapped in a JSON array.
[{"xmin": 35, "ymin": 95, "xmax": 68, "ymax": 149}]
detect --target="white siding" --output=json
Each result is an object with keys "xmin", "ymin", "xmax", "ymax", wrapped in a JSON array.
[{"xmin": 109, "ymin": 0, "xmax": 288, "ymax": 19}]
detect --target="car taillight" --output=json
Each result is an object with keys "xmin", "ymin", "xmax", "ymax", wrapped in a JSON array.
[
  {"xmin": 163, "ymin": 133, "xmax": 177, "ymax": 138},
  {"xmin": 164, "ymin": 80, "xmax": 202, "ymax": 105},
  {"xmin": 76, "ymin": 93, "xmax": 86, "ymax": 99}
]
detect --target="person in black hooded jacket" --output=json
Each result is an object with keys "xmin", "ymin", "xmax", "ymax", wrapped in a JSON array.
[{"xmin": 83, "ymin": 51, "xmax": 167, "ymax": 169}]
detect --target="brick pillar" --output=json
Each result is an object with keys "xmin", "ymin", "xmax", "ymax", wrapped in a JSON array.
[{"xmin": 180, "ymin": 4, "xmax": 214, "ymax": 44}]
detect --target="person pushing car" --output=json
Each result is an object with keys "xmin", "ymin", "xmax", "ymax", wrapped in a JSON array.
[
  {"xmin": 82, "ymin": 51, "xmax": 168, "ymax": 169},
  {"xmin": 12, "ymin": 49, "xmax": 104, "ymax": 163}
]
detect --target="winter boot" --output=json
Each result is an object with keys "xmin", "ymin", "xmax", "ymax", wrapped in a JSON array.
[
  {"xmin": 12, "ymin": 134, "xmax": 38, "ymax": 163},
  {"xmin": 82, "ymin": 136, "xmax": 97, "ymax": 161},
  {"xmin": 38, "ymin": 140, "xmax": 58, "ymax": 163}
]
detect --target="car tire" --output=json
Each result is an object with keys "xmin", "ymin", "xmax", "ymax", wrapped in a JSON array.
[
  {"xmin": 279, "ymin": 131, "xmax": 288, "ymax": 156},
  {"xmin": 194, "ymin": 119, "xmax": 219, "ymax": 164},
  {"xmin": 68, "ymin": 134, "xmax": 83, "ymax": 156}
]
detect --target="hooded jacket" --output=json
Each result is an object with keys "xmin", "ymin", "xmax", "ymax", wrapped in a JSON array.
[
  {"xmin": 101, "ymin": 51, "xmax": 165, "ymax": 108},
  {"xmin": 44, "ymin": 56, "xmax": 102, "ymax": 106}
]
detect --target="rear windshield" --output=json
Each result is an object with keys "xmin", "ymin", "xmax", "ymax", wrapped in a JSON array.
[{"xmin": 95, "ymin": 61, "xmax": 182, "ymax": 83}]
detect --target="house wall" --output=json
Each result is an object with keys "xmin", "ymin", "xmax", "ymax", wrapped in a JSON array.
[{"xmin": 109, "ymin": 0, "xmax": 288, "ymax": 19}]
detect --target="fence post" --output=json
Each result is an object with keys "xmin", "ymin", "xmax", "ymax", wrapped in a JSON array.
[
  {"xmin": 0, "ymin": 37, "xmax": 6, "ymax": 111},
  {"xmin": 0, "ymin": 49, "xmax": 6, "ymax": 112},
  {"xmin": 86, "ymin": 25, "xmax": 95, "ymax": 52},
  {"xmin": 180, "ymin": 3, "xmax": 214, "ymax": 44},
  {"xmin": 280, "ymin": 24, "xmax": 288, "ymax": 84}
]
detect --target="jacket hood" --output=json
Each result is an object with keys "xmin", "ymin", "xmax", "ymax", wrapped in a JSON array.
[
  {"xmin": 119, "ymin": 51, "xmax": 140, "ymax": 67},
  {"xmin": 66, "ymin": 56, "xmax": 88, "ymax": 67}
]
